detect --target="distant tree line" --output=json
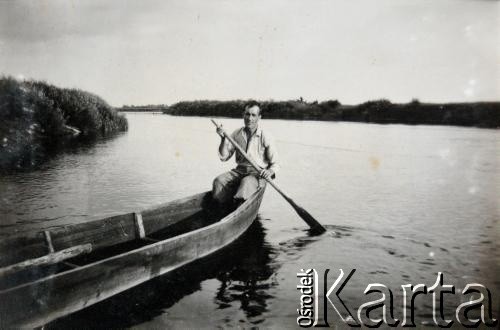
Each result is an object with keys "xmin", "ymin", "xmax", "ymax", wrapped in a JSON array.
[
  {"xmin": 118, "ymin": 105, "xmax": 168, "ymax": 112},
  {"xmin": 0, "ymin": 77, "xmax": 128, "ymax": 171},
  {"xmin": 163, "ymin": 99, "xmax": 500, "ymax": 128}
]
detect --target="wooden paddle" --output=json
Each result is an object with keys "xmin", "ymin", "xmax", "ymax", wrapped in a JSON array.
[{"xmin": 211, "ymin": 119, "xmax": 326, "ymax": 234}]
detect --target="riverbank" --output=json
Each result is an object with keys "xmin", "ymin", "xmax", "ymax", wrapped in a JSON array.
[
  {"xmin": 162, "ymin": 99, "xmax": 500, "ymax": 128},
  {"xmin": 0, "ymin": 77, "xmax": 128, "ymax": 172}
]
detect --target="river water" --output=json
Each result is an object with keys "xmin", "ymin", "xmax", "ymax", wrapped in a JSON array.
[{"xmin": 1, "ymin": 113, "xmax": 498, "ymax": 328}]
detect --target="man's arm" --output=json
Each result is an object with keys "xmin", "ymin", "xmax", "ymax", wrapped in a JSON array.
[
  {"xmin": 260, "ymin": 133, "xmax": 279, "ymax": 180},
  {"xmin": 217, "ymin": 126, "xmax": 235, "ymax": 161}
]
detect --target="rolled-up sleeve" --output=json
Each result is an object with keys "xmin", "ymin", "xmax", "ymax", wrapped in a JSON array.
[
  {"xmin": 218, "ymin": 131, "xmax": 236, "ymax": 161},
  {"xmin": 264, "ymin": 133, "xmax": 279, "ymax": 174}
]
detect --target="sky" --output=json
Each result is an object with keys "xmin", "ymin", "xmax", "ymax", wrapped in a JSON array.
[{"xmin": 0, "ymin": 0, "xmax": 498, "ymax": 107}]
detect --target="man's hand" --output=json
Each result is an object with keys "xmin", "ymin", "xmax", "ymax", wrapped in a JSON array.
[
  {"xmin": 260, "ymin": 169, "xmax": 274, "ymax": 180},
  {"xmin": 216, "ymin": 125, "xmax": 225, "ymax": 138}
]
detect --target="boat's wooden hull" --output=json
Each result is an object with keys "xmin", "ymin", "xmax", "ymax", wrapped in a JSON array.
[{"xmin": 0, "ymin": 188, "xmax": 265, "ymax": 328}]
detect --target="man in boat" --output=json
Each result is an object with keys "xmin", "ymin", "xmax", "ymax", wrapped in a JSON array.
[{"xmin": 213, "ymin": 100, "xmax": 279, "ymax": 207}]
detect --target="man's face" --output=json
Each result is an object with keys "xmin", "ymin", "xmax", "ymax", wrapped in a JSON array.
[{"xmin": 243, "ymin": 105, "xmax": 261, "ymax": 130}]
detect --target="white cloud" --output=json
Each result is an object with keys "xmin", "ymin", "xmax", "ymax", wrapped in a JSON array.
[
  {"xmin": 464, "ymin": 25, "xmax": 473, "ymax": 38},
  {"xmin": 464, "ymin": 87, "xmax": 474, "ymax": 98}
]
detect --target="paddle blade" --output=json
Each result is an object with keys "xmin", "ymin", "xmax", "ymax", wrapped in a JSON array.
[{"xmin": 288, "ymin": 199, "xmax": 326, "ymax": 235}]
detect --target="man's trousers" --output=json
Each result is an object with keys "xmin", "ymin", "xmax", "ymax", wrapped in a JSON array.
[{"xmin": 212, "ymin": 167, "xmax": 266, "ymax": 203}]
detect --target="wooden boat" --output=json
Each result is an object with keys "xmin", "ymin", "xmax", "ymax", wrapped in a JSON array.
[{"xmin": 0, "ymin": 188, "xmax": 266, "ymax": 328}]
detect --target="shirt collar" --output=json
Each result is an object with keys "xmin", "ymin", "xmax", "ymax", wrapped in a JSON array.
[
  {"xmin": 241, "ymin": 126, "xmax": 262, "ymax": 137},
  {"xmin": 255, "ymin": 126, "xmax": 262, "ymax": 137}
]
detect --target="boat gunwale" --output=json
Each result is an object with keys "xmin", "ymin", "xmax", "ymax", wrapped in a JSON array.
[
  {"xmin": 2, "ymin": 191, "xmax": 209, "ymax": 241},
  {"xmin": 0, "ymin": 188, "xmax": 264, "ymax": 294},
  {"xmin": 138, "ymin": 191, "xmax": 208, "ymax": 214}
]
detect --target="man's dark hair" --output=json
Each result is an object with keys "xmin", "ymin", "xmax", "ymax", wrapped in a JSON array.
[{"xmin": 244, "ymin": 100, "xmax": 262, "ymax": 115}]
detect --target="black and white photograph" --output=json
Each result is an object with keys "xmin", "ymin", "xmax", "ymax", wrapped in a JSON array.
[{"xmin": 0, "ymin": 0, "xmax": 498, "ymax": 328}]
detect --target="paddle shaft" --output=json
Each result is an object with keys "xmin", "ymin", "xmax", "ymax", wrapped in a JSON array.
[{"xmin": 211, "ymin": 119, "xmax": 326, "ymax": 234}]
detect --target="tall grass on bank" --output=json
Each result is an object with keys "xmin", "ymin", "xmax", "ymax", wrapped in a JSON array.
[
  {"xmin": 0, "ymin": 77, "xmax": 128, "ymax": 171},
  {"xmin": 163, "ymin": 99, "xmax": 500, "ymax": 128}
]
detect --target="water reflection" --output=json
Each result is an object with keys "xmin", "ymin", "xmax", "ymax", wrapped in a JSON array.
[
  {"xmin": 48, "ymin": 219, "xmax": 277, "ymax": 328},
  {"xmin": 213, "ymin": 218, "xmax": 290, "ymax": 324}
]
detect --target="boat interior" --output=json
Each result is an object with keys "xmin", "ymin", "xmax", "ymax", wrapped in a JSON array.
[{"xmin": 0, "ymin": 191, "xmax": 240, "ymax": 291}]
